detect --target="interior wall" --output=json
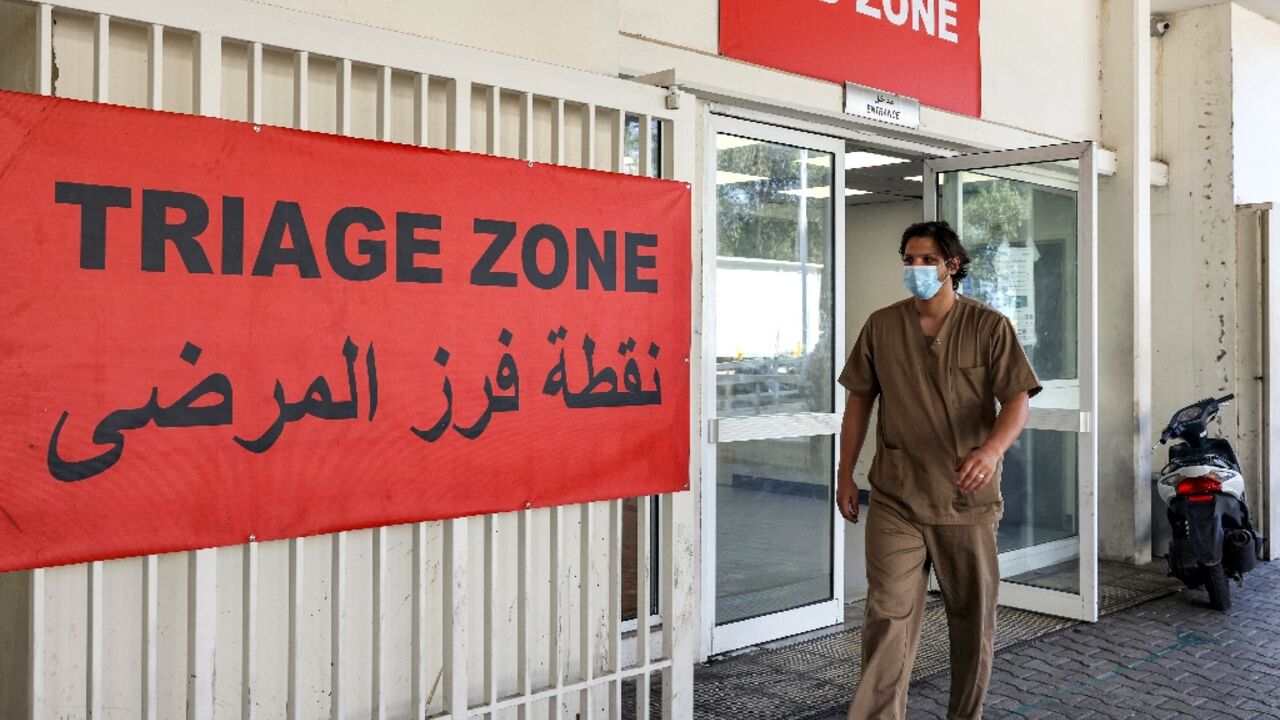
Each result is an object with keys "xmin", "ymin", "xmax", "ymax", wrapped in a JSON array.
[
  {"xmin": 842, "ymin": 198, "xmax": 921, "ymax": 601},
  {"xmin": 845, "ymin": 201, "xmax": 919, "ymax": 356}
]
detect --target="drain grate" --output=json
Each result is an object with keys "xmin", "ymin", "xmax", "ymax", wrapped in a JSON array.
[{"xmin": 1098, "ymin": 560, "xmax": 1183, "ymax": 614}]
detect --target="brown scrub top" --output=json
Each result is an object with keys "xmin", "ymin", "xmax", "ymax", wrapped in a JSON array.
[{"xmin": 839, "ymin": 295, "xmax": 1042, "ymax": 525}]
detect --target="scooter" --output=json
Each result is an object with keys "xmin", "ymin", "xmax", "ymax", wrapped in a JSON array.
[{"xmin": 1156, "ymin": 395, "xmax": 1263, "ymax": 611}]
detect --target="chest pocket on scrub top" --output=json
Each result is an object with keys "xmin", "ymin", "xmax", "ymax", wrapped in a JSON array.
[{"xmin": 949, "ymin": 365, "xmax": 989, "ymax": 409}]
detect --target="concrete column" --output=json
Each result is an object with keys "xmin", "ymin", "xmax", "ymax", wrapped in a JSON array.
[
  {"xmin": 1149, "ymin": 4, "xmax": 1240, "ymax": 559},
  {"xmin": 1098, "ymin": 0, "xmax": 1153, "ymax": 564}
]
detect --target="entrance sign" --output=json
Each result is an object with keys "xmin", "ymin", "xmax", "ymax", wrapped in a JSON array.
[
  {"xmin": 720, "ymin": 0, "xmax": 982, "ymax": 117},
  {"xmin": 0, "ymin": 90, "xmax": 692, "ymax": 572},
  {"xmin": 843, "ymin": 83, "xmax": 922, "ymax": 128}
]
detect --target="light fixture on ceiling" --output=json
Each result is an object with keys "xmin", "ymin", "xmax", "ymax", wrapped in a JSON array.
[
  {"xmin": 781, "ymin": 187, "xmax": 873, "ymax": 198},
  {"xmin": 845, "ymin": 151, "xmax": 909, "ymax": 168},
  {"xmin": 716, "ymin": 135, "xmax": 761, "ymax": 150},
  {"xmin": 716, "ymin": 170, "xmax": 769, "ymax": 185},
  {"xmin": 805, "ymin": 150, "xmax": 910, "ymax": 169}
]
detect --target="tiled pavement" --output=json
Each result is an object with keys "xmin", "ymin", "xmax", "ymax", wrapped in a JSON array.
[
  {"xmin": 685, "ymin": 561, "xmax": 1280, "ymax": 718},
  {"xmin": 807, "ymin": 559, "xmax": 1280, "ymax": 719}
]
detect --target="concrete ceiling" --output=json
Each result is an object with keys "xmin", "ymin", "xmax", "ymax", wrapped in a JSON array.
[{"xmin": 1152, "ymin": 0, "xmax": 1280, "ymax": 24}]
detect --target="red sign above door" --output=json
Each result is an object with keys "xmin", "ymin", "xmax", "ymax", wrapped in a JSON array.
[{"xmin": 720, "ymin": 0, "xmax": 982, "ymax": 117}]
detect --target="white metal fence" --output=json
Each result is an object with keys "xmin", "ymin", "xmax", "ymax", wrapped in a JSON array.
[{"xmin": 0, "ymin": 1, "xmax": 698, "ymax": 718}]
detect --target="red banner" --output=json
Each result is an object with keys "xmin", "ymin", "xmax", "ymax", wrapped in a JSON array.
[
  {"xmin": 0, "ymin": 91, "xmax": 691, "ymax": 572},
  {"xmin": 720, "ymin": 0, "xmax": 981, "ymax": 117}
]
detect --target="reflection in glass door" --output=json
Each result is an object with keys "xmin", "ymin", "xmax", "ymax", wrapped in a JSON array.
[
  {"xmin": 926, "ymin": 143, "xmax": 1099, "ymax": 621},
  {"xmin": 705, "ymin": 117, "xmax": 846, "ymax": 653}
]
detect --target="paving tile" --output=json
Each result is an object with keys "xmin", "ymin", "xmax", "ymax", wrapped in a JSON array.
[{"xmin": 686, "ymin": 560, "xmax": 1280, "ymax": 720}]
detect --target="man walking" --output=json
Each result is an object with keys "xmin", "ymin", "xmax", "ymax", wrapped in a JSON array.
[{"xmin": 837, "ymin": 221, "xmax": 1040, "ymax": 719}]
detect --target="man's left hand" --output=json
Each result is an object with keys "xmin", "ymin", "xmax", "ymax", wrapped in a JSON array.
[{"xmin": 956, "ymin": 446, "xmax": 1000, "ymax": 493}]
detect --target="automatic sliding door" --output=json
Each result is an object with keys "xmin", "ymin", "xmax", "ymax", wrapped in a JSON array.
[
  {"xmin": 705, "ymin": 117, "xmax": 847, "ymax": 653},
  {"xmin": 926, "ymin": 143, "xmax": 1099, "ymax": 621}
]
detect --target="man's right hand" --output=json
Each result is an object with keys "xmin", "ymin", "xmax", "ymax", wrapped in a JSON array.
[
  {"xmin": 836, "ymin": 474, "xmax": 860, "ymax": 524},
  {"xmin": 836, "ymin": 392, "xmax": 873, "ymax": 525}
]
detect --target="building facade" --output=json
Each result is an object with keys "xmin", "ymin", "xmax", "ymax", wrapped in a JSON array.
[{"xmin": 0, "ymin": 0, "xmax": 1277, "ymax": 718}]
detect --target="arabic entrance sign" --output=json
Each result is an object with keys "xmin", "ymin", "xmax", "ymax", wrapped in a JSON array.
[
  {"xmin": 843, "ymin": 82, "xmax": 921, "ymax": 129},
  {"xmin": 0, "ymin": 90, "xmax": 692, "ymax": 572}
]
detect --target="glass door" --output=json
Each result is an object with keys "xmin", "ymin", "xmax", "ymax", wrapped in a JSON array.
[
  {"xmin": 924, "ymin": 143, "xmax": 1099, "ymax": 621},
  {"xmin": 703, "ymin": 116, "xmax": 847, "ymax": 654}
]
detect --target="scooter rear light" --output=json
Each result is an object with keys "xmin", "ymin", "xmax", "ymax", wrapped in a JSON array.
[{"xmin": 1176, "ymin": 474, "xmax": 1222, "ymax": 501}]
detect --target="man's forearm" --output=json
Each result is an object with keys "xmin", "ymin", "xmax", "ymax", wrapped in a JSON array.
[
  {"xmin": 839, "ymin": 394, "xmax": 875, "ymax": 481},
  {"xmin": 982, "ymin": 393, "xmax": 1031, "ymax": 456}
]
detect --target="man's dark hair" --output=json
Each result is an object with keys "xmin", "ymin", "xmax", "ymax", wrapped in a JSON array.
[{"xmin": 899, "ymin": 220, "xmax": 970, "ymax": 290}]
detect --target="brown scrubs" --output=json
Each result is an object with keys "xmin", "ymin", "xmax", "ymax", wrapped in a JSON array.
[{"xmin": 840, "ymin": 296, "xmax": 1041, "ymax": 720}]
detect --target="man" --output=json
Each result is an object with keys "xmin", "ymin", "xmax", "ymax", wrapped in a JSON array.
[{"xmin": 838, "ymin": 221, "xmax": 1041, "ymax": 720}]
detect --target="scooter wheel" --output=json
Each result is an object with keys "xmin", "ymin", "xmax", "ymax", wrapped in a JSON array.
[{"xmin": 1206, "ymin": 564, "xmax": 1232, "ymax": 612}]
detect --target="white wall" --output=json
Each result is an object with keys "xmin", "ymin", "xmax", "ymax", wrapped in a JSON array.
[
  {"xmin": 1232, "ymin": 5, "xmax": 1280, "ymax": 206},
  {"xmin": 621, "ymin": 0, "xmax": 718, "ymax": 55},
  {"xmin": 246, "ymin": 0, "xmax": 622, "ymax": 76},
  {"xmin": 1231, "ymin": 4, "xmax": 1280, "ymax": 557},
  {"xmin": 1151, "ymin": 5, "xmax": 1240, "ymax": 480},
  {"xmin": 620, "ymin": 0, "xmax": 1102, "ymax": 144},
  {"xmin": 980, "ymin": 0, "xmax": 1102, "ymax": 142},
  {"xmin": 1096, "ymin": 0, "xmax": 1154, "ymax": 564}
]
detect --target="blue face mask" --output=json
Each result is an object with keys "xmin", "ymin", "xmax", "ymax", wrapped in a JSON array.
[{"xmin": 903, "ymin": 265, "xmax": 947, "ymax": 300}]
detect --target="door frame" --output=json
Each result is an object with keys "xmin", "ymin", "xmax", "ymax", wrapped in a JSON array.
[
  {"xmin": 1237, "ymin": 203, "xmax": 1278, "ymax": 560},
  {"xmin": 701, "ymin": 114, "xmax": 848, "ymax": 655},
  {"xmin": 924, "ymin": 141, "xmax": 1101, "ymax": 622}
]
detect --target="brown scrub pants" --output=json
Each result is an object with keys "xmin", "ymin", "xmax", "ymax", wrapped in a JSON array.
[{"xmin": 847, "ymin": 500, "xmax": 1000, "ymax": 720}]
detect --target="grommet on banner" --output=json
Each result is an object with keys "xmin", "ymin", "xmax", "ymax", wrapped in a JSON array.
[
  {"xmin": 249, "ymin": 535, "xmax": 256, "ymax": 543},
  {"xmin": 253, "ymin": 124, "xmax": 261, "ymax": 133},
  {"xmin": 527, "ymin": 161, "xmax": 534, "ymax": 168},
  {"xmin": 524, "ymin": 501, "xmax": 532, "ymax": 509}
]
